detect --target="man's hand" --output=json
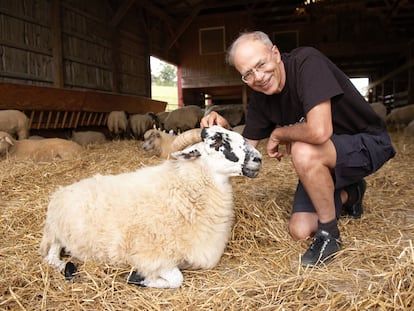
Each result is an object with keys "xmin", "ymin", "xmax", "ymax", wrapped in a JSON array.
[
  {"xmin": 267, "ymin": 135, "xmax": 291, "ymax": 161},
  {"xmin": 200, "ymin": 111, "xmax": 231, "ymax": 129}
]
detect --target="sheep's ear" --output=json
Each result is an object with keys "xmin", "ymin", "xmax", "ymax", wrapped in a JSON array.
[
  {"xmin": 171, "ymin": 148, "xmax": 201, "ymax": 160},
  {"xmin": 5, "ymin": 136, "xmax": 14, "ymax": 146}
]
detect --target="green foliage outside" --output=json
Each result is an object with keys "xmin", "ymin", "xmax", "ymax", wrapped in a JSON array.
[
  {"xmin": 151, "ymin": 64, "xmax": 176, "ymax": 87},
  {"xmin": 152, "ymin": 84, "xmax": 179, "ymax": 112},
  {"xmin": 151, "ymin": 60, "xmax": 179, "ymax": 111}
]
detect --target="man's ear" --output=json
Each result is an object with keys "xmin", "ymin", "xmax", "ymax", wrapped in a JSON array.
[{"xmin": 171, "ymin": 149, "xmax": 202, "ymax": 160}]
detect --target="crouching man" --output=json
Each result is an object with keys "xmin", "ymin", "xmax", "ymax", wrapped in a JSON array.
[{"xmin": 201, "ymin": 31, "xmax": 395, "ymax": 266}]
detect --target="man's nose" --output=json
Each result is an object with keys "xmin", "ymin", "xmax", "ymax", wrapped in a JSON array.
[{"xmin": 252, "ymin": 68, "xmax": 265, "ymax": 81}]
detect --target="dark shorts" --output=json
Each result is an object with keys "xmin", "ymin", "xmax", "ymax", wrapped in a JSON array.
[{"xmin": 292, "ymin": 131, "xmax": 396, "ymax": 216}]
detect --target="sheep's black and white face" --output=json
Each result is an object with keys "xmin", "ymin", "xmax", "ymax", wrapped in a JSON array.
[
  {"xmin": 142, "ymin": 129, "xmax": 160, "ymax": 151},
  {"xmin": 200, "ymin": 126, "xmax": 262, "ymax": 178}
]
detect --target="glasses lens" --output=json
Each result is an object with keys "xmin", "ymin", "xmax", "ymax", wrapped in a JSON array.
[{"xmin": 242, "ymin": 72, "xmax": 252, "ymax": 83}]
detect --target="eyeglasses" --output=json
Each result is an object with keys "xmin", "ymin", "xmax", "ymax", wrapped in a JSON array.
[{"xmin": 241, "ymin": 47, "xmax": 275, "ymax": 84}]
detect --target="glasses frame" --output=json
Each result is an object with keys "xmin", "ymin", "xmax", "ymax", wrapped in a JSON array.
[{"xmin": 241, "ymin": 46, "xmax": 275, "ymax": 84}]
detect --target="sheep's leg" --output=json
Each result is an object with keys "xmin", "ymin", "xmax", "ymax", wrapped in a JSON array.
[
  {"xmin": 45, "ymin": 242, "xmax": 66, "ymax": 272},
  {"xmin": 139, "ymin": 267, "xmax": 183, "ymax": 289}
]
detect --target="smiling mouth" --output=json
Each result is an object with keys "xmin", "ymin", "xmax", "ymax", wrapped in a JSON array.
[{"xmin": 256, "ymin": 75, "xmax": 272, "ymax": 87}]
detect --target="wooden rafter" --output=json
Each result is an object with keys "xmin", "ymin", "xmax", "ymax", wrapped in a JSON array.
[{"xmin": 110, "ymin": 0, "xmax": 137, "ymax": 27}]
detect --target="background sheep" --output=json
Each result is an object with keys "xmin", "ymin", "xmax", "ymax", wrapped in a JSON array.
[
  {"xmin": 149, "ymin": 111, "xmax": 170, "ymax": 131},
  {"xmin": 404, "ymin": 119, "xmax": 414, "ymax": 136},
  {"xmin": 71, "ymin": 131, "xmax": 107, "ymax": 146},
  {"xmin": 163, "ymin": 105, "xmax": 203, "ymax": 133},
  {"xmin": 0, "ymin": 109, "xmax": 30, "ymax": 140},
  {"xmin": 107, "ymin": 111, "xmax": 128, "ymax": 139},
  {"xmin": 232, "ymin": 124, "xmax": 246, "ymax": 135},
  {"xmin": 369, "ymin": 102, "xmax": 387, "ymax": 120},
  {"xmin": 142, "ymin": 128, "xmax": 176, "ymax": 159},
  {"xmin": 204, "ymin": 104, "xmax": 245, "ymax": 127},
  {"xmin": 142, "ymin": 128, "xmax": 208, "ymax": 159},
  {"xmin": 0, "ymin": 131, "xmax": 83, "ymax": 162},
  {"xmin": 40, "ymin": 126, "xmax": 262, "ymax": 289},
  {"xmin": 385, "ymin": 104, "xmax": 414, "ymax": 129},
  {"xmin": 129, "ymin": 113, "xmax": 154, "ymax": 140}
]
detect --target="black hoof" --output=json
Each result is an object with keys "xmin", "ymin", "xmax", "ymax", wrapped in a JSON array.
[
  {"xmin": 127, "ymin": 271, "xmax": 146, "ymax": 287},
  {"xmin": 64, "ymin": 261, "xmax": 77, "ymax": 281}
]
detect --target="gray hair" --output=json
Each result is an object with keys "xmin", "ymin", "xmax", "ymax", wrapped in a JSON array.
[{"xmin": 226, "ymin": 31, "xmax": 273, "ymax": 66}]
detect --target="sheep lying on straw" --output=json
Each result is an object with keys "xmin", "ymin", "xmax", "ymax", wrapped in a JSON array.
[
  {"xmin": 40, "ymin": 126, "xmax": 262, "ymax": 288},
  {"xmin": 0, "ymin": 131, "xmax": 83, "ymax": 161},
  {"xmin": 71, "ymin": 130, "xmax": 107, "ymax": 146}
]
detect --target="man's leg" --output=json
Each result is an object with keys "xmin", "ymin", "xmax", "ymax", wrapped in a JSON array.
[{"xmin": 290, "ymin": 140, "xmax": 341, "ymax": 266}]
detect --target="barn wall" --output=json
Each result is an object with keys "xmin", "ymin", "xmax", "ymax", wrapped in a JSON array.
[
  {"xmin": 179, "ymin": 12, "xmax": 252, "ymax": 106},
  {"xmin": 179, "ymin": 6, "xmax": 413, "ymax": 107},
  {"xmin": 0, "ymin": 0, "xmax": 151, "ymax": 97},
  {"xmin": 180, "ymin": 12, "xmax": 249, "ymax": 90}
]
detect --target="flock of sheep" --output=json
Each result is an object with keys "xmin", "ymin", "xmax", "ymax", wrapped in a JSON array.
[
  {"xmin": 0, "ymin": 104, "xmax": 246, "ymax": 162},
  {"xmin": 370, "ymin": 102, "xmax": 414, "ymax": 135}
]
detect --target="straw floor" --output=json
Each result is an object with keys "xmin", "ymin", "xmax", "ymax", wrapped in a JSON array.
[{"xmin": 1, "ymin": 132, "xmax": 413, "ymax": 310}]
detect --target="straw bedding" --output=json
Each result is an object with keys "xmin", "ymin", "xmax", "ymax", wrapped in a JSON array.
[{"xmin": 0, "ymin": 132, "xmax": 413, "ymax": 310}]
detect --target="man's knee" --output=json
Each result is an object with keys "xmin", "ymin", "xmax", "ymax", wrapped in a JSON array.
[{"xmin": 289, "ymin": 213, "xmax": 318, "ymax": 240}]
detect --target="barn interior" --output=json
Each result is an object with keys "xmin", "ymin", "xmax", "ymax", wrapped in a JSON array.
[
  {"xmin": 0, "ymin": 0, "xmax": 413, "ymax": 129},
  {"xmin": 0, "ymin": 1, "xmax": 414, "ymax": 310}
]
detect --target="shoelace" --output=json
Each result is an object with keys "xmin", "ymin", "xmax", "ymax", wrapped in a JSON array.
[{"xmin": 310, "ymin": 233, "xmax": 330, "ymax": 253}]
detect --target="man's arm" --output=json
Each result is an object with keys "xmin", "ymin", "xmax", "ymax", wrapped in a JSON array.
[
  {"xmin": 267, "ymin": 100, "xmax": 333, "ymax": 159},
  {"xmin": 271, "ymin": 100, "xmax": 333, "ymax": 144}
]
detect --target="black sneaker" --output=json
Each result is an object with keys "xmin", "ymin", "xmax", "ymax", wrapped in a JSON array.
[
  {"xmin": 301, "ymin": 230, "xmax": 342, "ymax": 266},
  {"xmin": 342, "ymin": 179, "xmax": 366, "ymax": 219}
]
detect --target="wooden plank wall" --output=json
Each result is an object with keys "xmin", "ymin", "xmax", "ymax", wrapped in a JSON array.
[{"xmin": 0, "ymin": 0, "xmax": 150, "ymax": 97}]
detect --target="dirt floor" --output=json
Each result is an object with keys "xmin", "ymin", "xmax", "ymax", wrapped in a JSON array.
[{"xmin": 0, "ymin": 131, "xmax": 413, "ymax": 310}]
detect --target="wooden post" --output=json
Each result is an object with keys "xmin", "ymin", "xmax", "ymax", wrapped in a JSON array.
[{"xmin": 51, "ymin": 0, "xmax": 64, "ymax": 87}]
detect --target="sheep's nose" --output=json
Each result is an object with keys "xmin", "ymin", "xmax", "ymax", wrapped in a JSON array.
[{"xmin": 253, "ymin": 156, "xmax": 262, "ymax": 164}]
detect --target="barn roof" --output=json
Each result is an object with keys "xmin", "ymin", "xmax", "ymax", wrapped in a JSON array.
[{"xmin": 106, "ymin": 0, "xmax": 414, "ymax": 77}]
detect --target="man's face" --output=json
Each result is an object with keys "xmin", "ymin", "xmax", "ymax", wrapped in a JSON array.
[{"xmin": 233, "ymin": 40, "xmax": 285, "ymax": 95}]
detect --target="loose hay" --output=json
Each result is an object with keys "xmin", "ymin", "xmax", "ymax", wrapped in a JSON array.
[{"xmin": 1, "ymin": 133, "xmax": 413, "ymax": 310}]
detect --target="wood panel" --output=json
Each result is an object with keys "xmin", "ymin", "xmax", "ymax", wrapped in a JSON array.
[
  {"xmin": 0, "ymin": 83, "xmax": 166, "ymax": 130},
  {"xmin": 0, "ymin": 83, "xmax": 166, "ymax": 113}
]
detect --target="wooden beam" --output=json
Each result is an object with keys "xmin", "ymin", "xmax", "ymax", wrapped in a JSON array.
[
  {"xmin": 134, "ymin": 0, "xmax": 175, "ymax": 26},
  {"xmin": 0, "ymin": 83, "xmax": 167, "ymax": 114},
  {"xmin": 368, "ymin": 58, "xmax": 414, "ymax": 88},
  {"xmin": 51, "ymin": 0, "xmax": 64, "ymax": 87},
  {"xmin": 167, "ymin": 3, "xmax": 204, "ymax": 50},
  {"xmin": 110, "ymin": 0, "xmax": 136, "ymax": 27}
]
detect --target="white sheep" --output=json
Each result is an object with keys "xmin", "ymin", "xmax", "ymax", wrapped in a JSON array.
[
  {"xmin": 0, "ymin": 109, "xmax": 30, "ymax": 139},
  {"xmin": 163, "ymin": 105, "xmax": 204, "ymax": 133},
  {"xmin": 107, "ymin": 111, "xmax": 128, "ymax": 139},
  {"xmin": 0, "ymin": 131, "xmax": 83, "ymax": 162},
  {"xmin": 386, "ymin": 104, "xmax": 414, "ymax": 129},
  {"xmin": 71, "ymin": 131, "xmax": 107, "ymax": 146},
  {"xmin": 40, "ymin": 126, "xmax": 262, "ymax": 288},
  {"xmin": 128, "ymin": 113, "xmax": 154, "ymax": 140}
]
